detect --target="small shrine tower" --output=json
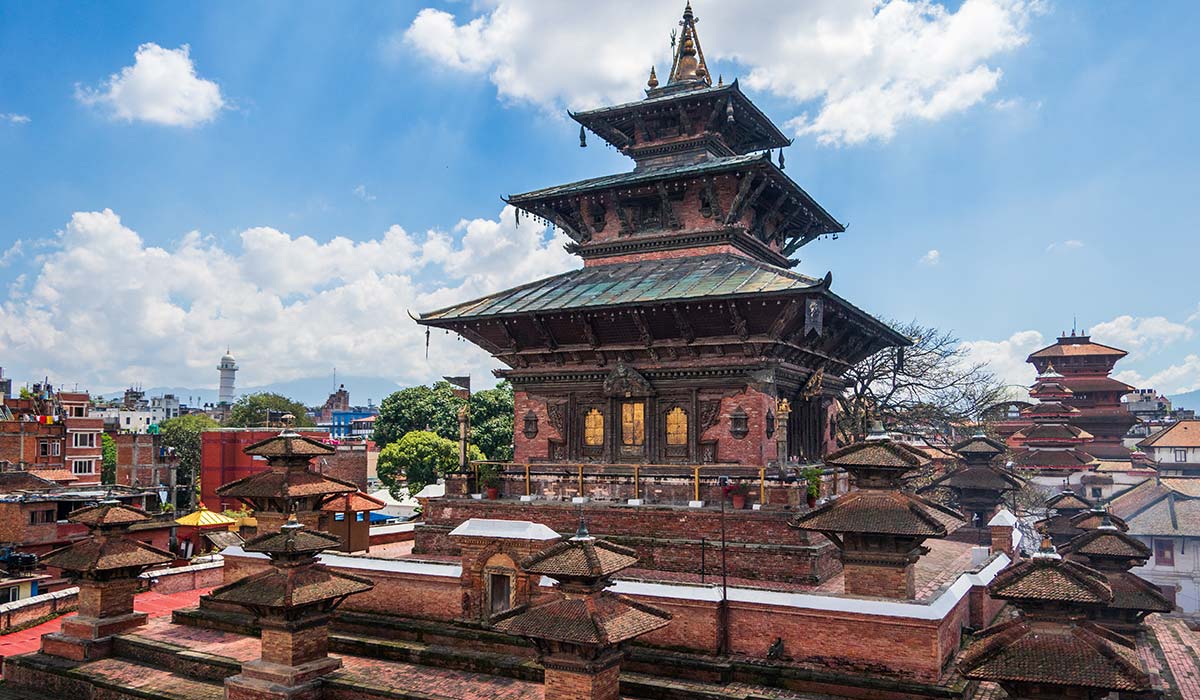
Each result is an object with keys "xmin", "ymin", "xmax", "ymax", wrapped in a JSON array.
[
  {"xmin": 494, "ymin": 523, "xmax": 671, "ymax": 700},
  {"xmin": 792, "ymin": 423, "xmax": 964, "ymax": 598},
  {"xmin": 919, "ymin": 432, "xmax": 1022, "ymax": 530}
]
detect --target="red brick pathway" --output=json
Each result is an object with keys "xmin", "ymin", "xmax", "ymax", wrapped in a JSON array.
[
  {"xmin": 0, "ymin": 588, "xmax": 210, "ymax": 673},
  {"xmin": 1150, "ymin": 615, "xmax": 1200, "ymax": 700}
]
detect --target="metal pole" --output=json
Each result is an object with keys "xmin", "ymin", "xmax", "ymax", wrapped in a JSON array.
[{"xmin": 719, "ymin": 475, "xmax": 729, "ymax": 656}]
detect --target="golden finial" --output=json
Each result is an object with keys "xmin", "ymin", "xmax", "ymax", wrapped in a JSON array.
[
  {"xmin": 668, "ymin": 2, "xmax": 712, "ymax": 86},
  {"xmin": 718, "ymin": 74, "xmax": 723, "ymax": 86},
  {"xmin": 647, "ymin": 66, "xmax": 659, "ymax": 89}
]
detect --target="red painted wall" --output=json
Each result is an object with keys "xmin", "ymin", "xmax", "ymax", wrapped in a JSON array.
[{"xmin": 200, "ymin": 429, "xmax": 328, "ymax": 511}]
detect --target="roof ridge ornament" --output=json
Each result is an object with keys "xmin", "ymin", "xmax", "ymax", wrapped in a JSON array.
[{"xmin": 668, "ymin": 2, "xmax": 711, "ymax": 86}]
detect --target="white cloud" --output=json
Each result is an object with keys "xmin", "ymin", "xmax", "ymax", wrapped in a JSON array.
[
  {"xmin": 919, "ymin": 249, "xmax": 941, "ymax": 266},
  {"xmin": 0, "ymin": 208, "xmax": 577, "ymax": 392},
  {"xmin": 960, "ymin": 329, "xmax": 1044, "ymax": 390},
  {"xmin": 1045, "ymin": 239, "xmax": 1084, "ymax": 253},
  {"xmin": 994, "ymin": 96, "xmax": 1041, "ymax": 111},
  {"xmin": 1, "ymin": 113, "xmax": 30, "ymax": 124},
  {"xmin": 1089, "ymin": 315, "xmax": 1194, "ymax": 360},
  {"xmin": 353, "ymin": 185, "xmax": 377, "ymax": 202},
  {"xmin": 76, "ymin": 43, "xmax": 225, "ymax": 127},
  {"xmin": 401, "ymin": 0, "xmax": 1040, "ymax": 145},
  {"xmin": 1115, "ymin": 356, "xmax": 1200, "ymax": 396},
  {"xmin": 0, "ymin": 240, "xmax": 23, "ymax": 267}
]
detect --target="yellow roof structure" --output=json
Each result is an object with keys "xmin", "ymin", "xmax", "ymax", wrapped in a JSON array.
[{"xmin": 175, "ymin": 503, "xmax": 238, "ymax": 528}]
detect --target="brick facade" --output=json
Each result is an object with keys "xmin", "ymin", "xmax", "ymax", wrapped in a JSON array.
[
  {"xmin": 114, "ymin": 433, "xmax": 171, "ymax": 488},
  {"xmin": 200, "ymin": 428, "xmax": 328, "ymax": 512}
]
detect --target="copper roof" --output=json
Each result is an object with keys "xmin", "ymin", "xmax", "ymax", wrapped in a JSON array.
[
  {"xmin": 208, "ymin": 564, "xmax": 373, "ymax": 610},
  {"xmin": 243, "ymin": 431, "xmax": 335, "ymax": 458},
  {"xmin": 1063, "ymin": 528, "xmax": 1149, "ymax": 561},
  {"xmin": 1028, "ymin": 336, "xmax": 1128, "ymax": 360},
  {"xmin": 68, "ymin": 501, "xmax": 151, "ymax": 527},
  {"xmin": 321, "ymin": 491, "xmax": 386, "ymax": 512},
  {"xmin": 1046, "ymin": 492, "xmax": 1093, "ymax": 512},
  {"xmin": 823, "ymin": 439, "xmax": 930, "ymax": 470},
  {"xmin": 493, "ymin": 592, "xmax": 670, "ymax": 646},
  {"xmin": 792, "ymin": 490, "xmax": 963, "ymax": 537},
  {"xmin": 989, "ymin": 557, "xmax": 1112, "ymax": 606},
  {"xmin": 958, "ymin": 617, "xmax": 1149, "ymax": 692},
  {"xmin": 1138, "ymin": 419, "xmax": 1200, "ymax": 449},
  {"xmin": 521, "ymin": 537, "xmax": 639, "ymax": 580},
  {"xmin": 41, "ymin": 536, "xmax": 172, "ymax": 574},
  {"xmin": 952, "ymin": 435, "xmax": 1006, "ymax": 456},
  {"xmin": 216, "ymin": 467, "xmax": 357, "ymax": 500}
]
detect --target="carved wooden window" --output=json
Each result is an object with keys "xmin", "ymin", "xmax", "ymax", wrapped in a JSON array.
[
  {"xmin": 584, "ymin": 409, "xmax": 604, "ymax": 446},
  {"xmin": 666, "ymin": 408, "xmax": 688, "ymax": 446},
  {"xmin": 621, "ymin": 402, "xmax": 645, "ymax": 446}
]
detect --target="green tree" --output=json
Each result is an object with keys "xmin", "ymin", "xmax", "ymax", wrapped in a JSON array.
[
  {"xmin": 225, "ymin": 393, "xmax": 314, "ymax": 428},
  {"xmin": 160, "ymin": 413, "xmax": 219, "ymax": 509},
  {"xmin": 373, "ymin": 381, "xmax": 514, "ymax": 461},
  {"xmin": 377, "ymin": 430, "xmax": 484, "ymax": 500},
  {"xmin": 100, "ymin": 433, "xmax": 117, "ymax": 485}
]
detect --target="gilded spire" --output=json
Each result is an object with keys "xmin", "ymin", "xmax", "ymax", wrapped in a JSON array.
[
  {"xmin": 647, "ymin": 66, "xmax": 659, "ymax": 89},
  {"xmin": 667, "ymin": 2, "xmax": 712, "ymax": 86}
]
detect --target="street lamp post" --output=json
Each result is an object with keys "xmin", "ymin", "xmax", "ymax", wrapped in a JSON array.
[{"xmin": 717, "ymin": 474, "xmax": 730, "ymax": 656}]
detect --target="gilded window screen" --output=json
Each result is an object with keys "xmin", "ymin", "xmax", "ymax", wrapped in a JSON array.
[
  {"xmin": 621, "ymin": 402, "xmax": 645, "ymax": 446},
  {"xmin": 666, "ymin": 407, "xmax": 688, "ymax": 445},
  {"xmin": 584, "ymin": 409, "xmax": 604, "ymax": 446}
]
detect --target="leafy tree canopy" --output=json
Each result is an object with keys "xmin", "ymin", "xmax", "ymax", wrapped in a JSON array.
[
  {"xmin": 159, "ymin": 413, "xmax": 220, "ymax": 509},
  {"xmin": 225, "ymin": 392, "xmax": 314, "ymax": 428},
  {"xmin": 101, "ymin": 433, "xmax": 117, "ymax": 485},
  {"xmin": 377, "ymin": 430, "xmax": 484, "ymax": 500},
  {"xmin": 373, "ymin": 381, "xmax": 513, "ymax": 462}
]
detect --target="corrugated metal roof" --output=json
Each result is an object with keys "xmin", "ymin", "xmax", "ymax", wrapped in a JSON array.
[{"xmin": 419, "ymin": 254, "xmax": 821, "ymax": 322}]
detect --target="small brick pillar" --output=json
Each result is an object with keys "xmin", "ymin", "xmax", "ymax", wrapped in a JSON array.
[
  {"xmin": 988, "ymin": 509, "xmax": 1018, "ymax": 558},
  {"xmin": 38, "ymin": 500, "xmax": 173, "ymax": 661},
  {"xmin": 494, "ymin": 522, "xmax": 670, "ymax": 700},
  {"xmin": 841, "ymin": 552, "xmax": 916, "ymax": 599},
  {"xmin": 210, "ymin": 514, "xmax": 373, "ymax": 700}
]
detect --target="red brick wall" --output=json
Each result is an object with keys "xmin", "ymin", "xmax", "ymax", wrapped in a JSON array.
[
  {"xmin": 322, "ymin": 445, "xmax": 368, "ymax": 490},
  {"xmin": 544, "ymin": 662, "xmax": 621, "ymax": 700},
  {"xmin": 843, "ymin": 562, "xmax": 914, "ymax": 600},
  {"xmin": 513, "ymin": 391, "xmax": 561, "ymax": 464},
  {"xmin": 0, "ymin": 420, "xmax": 66, "ymax": 470},
  {"xmin": 200, "ymin": 429, "xmax": 327, "ymax": 511},
  {"xmin": 115, "ymin": 433, "xmax": 168, "ymax": 487},
  {"xmin": 699, "ymin": 387, "xmax": 775, "ymax": 466}
]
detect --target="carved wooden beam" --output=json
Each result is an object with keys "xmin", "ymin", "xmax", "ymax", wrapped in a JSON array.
[
  {"xmin": 769, "ymin": 299, "xmax": 802, "ymax": 340},
  {"xmin": 615, "ymin": 199, "xmax": 634, "ymax": 236},
  {"xmin": 631, "ymin": 310, "xmax": 654, "ymax": 347},
  {"xmin": 755, "ymin": 191, "xmax": 789, "ymax": 242},
  {"xmin": 573, "ymin": 199, "xmax": 594, "ymax": 242},
  {"xmin": 707, "ymin": 95, "xmax": 729, "ymax": 130},
  {"xmin": 498, "ymin": 320, "xmax": 519, "ymax": 350},
  {"xmin": 657, "ymin": 182, "xmax": 681, "ymax": 229},
  {"xmin": 531, "ymin": 315, "xmax": 558, "ymax": 351},
  {"xmin": 703, "ymin": 178, "xmax": 725, "ymax": 221},
  {"xmin": 581, "ymin": 316, "xmax": 600, "ymax": 348},
  {"xmin": 730, "ymin": 176, "xmax": 770, "ymax": 227},
  {"xmin": 727, "ymin": 300, "xmax": 749, "ymax": 341},
  {"xmin": 724, "ymin": 173, "xmax": 757, "ymax": 225},
  {"xmin": 671, "ymin": 306, "xmax": 696, "ymax": 343},
  {"xmin": 632, "ymin": 112, "xmax": 654, "ymax": 142},
  {"xmin": 677, "ymin": 103, "xmax": 693, "ymax": 135}
]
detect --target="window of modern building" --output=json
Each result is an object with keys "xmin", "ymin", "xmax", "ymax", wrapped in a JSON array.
[
  {"xmin": 71, "ymin": 459, "xmax": 94, "ymax": 475},
  {"xmin": 666, "ymin": 407, "xmax": 688, "ymax": 445},
  {"xmin": 72, "ymin": 432, "xmax": 96, "ymax": 448},
  {"xmin": 1154, "ymin": 539, "xmax": 1175, "ymax": 567},
  {"xmin": 1177, "ymin": 449, "xmax": 1188, "ymax": 463},
  {"xmin": 584, "ymin": 409, "xmax": 604, "ymax": 446},
  {"xmin": 621, "ymin": 402, "xmax": 645, "ymax": 446},
  {"xmin": 355, "ymin": 512, "xmax": 365, "ymax": 522},
  {"xmin": 0, "ymin": 586, "xmax": 19, "ymax": 604},
  {"xmin": 28, "ymin": 509, "xmax": 54, "ymax": 525}
]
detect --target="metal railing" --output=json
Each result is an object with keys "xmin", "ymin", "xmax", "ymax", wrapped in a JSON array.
[{"xmin": 470, "ymin": 460, "xmax": 776, "ymax": 503}]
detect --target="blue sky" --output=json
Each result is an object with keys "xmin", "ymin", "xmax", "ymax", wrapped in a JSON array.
[{"xmin": 0, "ymin": 1, "xmax": 1197, "ymax": 400}]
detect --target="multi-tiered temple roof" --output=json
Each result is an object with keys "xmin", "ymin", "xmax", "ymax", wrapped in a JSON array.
[{"xmin": 1010, "ymin": 365, "xmax": 1099, "ymax": 474}]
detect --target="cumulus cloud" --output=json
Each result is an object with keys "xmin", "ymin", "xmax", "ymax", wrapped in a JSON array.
[
  {"xmin": 76, "ymin": 43, "xmax": 225, "ymax": 127},
  {"xmin": 0, "ymin": 208, "xmax": 577, "ymax": 392},
  {"xmin": 1045, "ymin": 239, "xmax": 1084, "ymax": 253},
  {"xmin": 960, "ymin": 329, "xmax": 1044, "ymax": 390},
  {"xmin": 1116, "ymin": 356, "xmax": 1200, "ymax": 396},
  {"xmin": 0, "ymin": 240, "xmax": 23, "ymax": 267},
  {"xmin": 1, "ymin": 113, "xmax": 30, "ymax": 124},
  {"xmin": 1089, "ymin": 315, "xmax": 1194, "ymax": 360},
  {"xmin": 401, "ymin": 0, "xmax": 1040, "ymax": 145},
  {"xmin": 919, "ymin": 249, "xmax": 941, "ymax": 266}
]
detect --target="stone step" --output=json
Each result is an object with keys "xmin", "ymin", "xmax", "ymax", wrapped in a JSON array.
[
  {"xmin": 0, "ymin": 682, "xmax": 56, "ymax": 700},
  {"xmin": 4, "ymin": 653, "xmax": 224, "ymax": 700}
]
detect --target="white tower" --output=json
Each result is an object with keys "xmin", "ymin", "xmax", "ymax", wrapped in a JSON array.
[{"xmin": 217, "ymin": 349, "xmax": 238, "ymax": 405}]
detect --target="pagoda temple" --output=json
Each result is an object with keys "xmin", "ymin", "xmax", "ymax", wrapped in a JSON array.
[
  {"xmin": 918, "ymin": 432, "xmax": 1023, "ymax": 532},
  {"xmin": 417, "ymin": 3, "xmax": 906, "ymax": 467},
  {"xmin": 1026, "ymin": 332, "xmax": 1136, "ymax": 461},
  {"xmin": 1008, "ymin": 364, "xmax": 1098, "ymax": 481}
]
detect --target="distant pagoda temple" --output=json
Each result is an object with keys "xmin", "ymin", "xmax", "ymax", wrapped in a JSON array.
[
  {"xmin": 417, "ymin": 3, "xmax": 906, "ymax": 466},
  {"xmin": 1008, "ymin": 364, "xmax": 1099, "ymax": 477},
  {"xmin": 1026, "ymin": 332, "xmax": 1136, "ymax": 461},
  {"xmin": 919, "ymin": 432, "xmax": 1022, "ymax": 531}
]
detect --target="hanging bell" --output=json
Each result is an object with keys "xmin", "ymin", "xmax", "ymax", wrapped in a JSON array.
[
  {"xmin": 579, "ymin": 125, "xmax": 587, "ymax": 148},
  {"xmin": 779, "ymin": 149, "xmax": 786, "ymax": 170},
  {"xmin": 726, "ymin": 100, "xmax": 735, "ymax": 123}
]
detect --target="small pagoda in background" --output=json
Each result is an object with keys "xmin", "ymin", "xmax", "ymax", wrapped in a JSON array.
[
  {"xmin": 494, "ymin": 521, "xmax": 671, "ymax": 700},
  {"xmin": 39, "ymin": 501, "xmax": 173, "ymax": 661},
  {"xmin": 1038, "ymin": 490, "xmax": 1094, "ymax": 546},
  {"xmin": 1061, "ymin": 511, "xmax": 1172, "ymax": 633},
  {"xmin": 1008, "ymin": 365, "xmax": 1098, "ymax": 480},
  {"xmin": 919, "ymin": 432, "xmax": 1023, "ymax": 534},
  {"xmin": 1026, "ymin": 331, "xmax": 1136, "ymax": 461},
  {"xmin": 958, "ymin": 536, "xmax": 1150, "ymax": 699},
  {"xmin": 792, "ymin": 422, "xmax": 964, "ymax": 599}
]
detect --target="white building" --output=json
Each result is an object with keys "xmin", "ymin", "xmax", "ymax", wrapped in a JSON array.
[
  {"xmin": 218, "ymin": 350, "xmax": 238, "ymax": 405},
  {"xmin": 1139, "ymin": 420, "xmax": 1200, "ymax": 476}
]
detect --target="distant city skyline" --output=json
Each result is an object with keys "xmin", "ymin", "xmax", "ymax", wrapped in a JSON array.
[{"xmin": 0, "ymin": 1, "xmax": 1197, "ymax": 397}]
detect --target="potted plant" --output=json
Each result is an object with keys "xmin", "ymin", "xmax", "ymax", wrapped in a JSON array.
[
  {"xmin": 801, "ymin": 466, "xmax": 823, "ymax": 508},
  {"xmin": 478, "ymin": 463, "xmax": 502, "ymax": 499},
  {"xmin": 728, "ymin": 482, "xmax": 751, "ymax": 510}
]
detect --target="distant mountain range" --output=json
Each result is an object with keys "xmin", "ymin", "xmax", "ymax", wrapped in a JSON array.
[
  {"xmin": 1170, "ymin": 389, "xmax": 1200, "ymax": 412},
  {"xmin": 100, "ymin": 375, "xmax": 407, "ymax": 407}
]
